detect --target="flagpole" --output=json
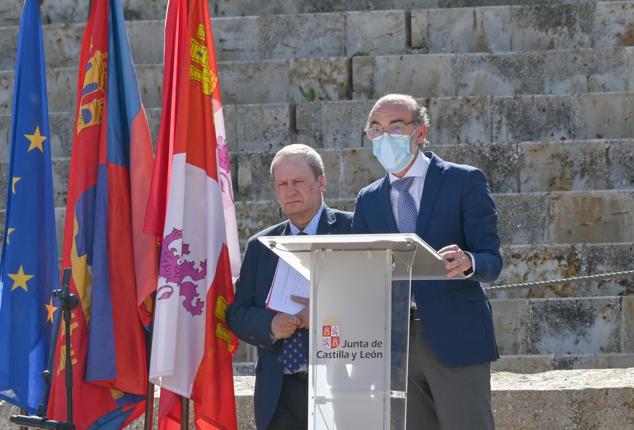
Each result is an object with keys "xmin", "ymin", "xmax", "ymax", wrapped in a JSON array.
[
  {"xmin": 180, "ymin": 397, "xmax": 189, "ymax": 430},
  {"xmin": 143, "ymin": 301, "xmax": 156, "ymax": 430}
]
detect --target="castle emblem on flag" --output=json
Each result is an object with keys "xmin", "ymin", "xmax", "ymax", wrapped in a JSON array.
[{"xmin": 322, "ymin": 322, "xmax": 341, "ymax": 349}]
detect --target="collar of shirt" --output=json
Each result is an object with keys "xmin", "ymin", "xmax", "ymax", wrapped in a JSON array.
[
  {"xmin": 289, "ymin": 204, "xmax": 324, "ymax": 235},
  {"xmin": 388, "ymin": 152, "xmax": 430, "ymax": 184}
]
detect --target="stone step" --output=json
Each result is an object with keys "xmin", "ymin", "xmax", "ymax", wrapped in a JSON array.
[
  {"xmin": 353, "ymin": 47, "xmax": 634, "ymax": 100},
  {"xmin": 411, "ymin": 1, "xmax": 634, "ymax": 53},
  {"xmin": 232, "ymin": 140, "xmax": 634, "ymax": 199},
  {"xmin": 492, "ymin": 297, "xmax": 634, "ymax": 356},
  {"xmin": 1, "ymin": 47, "xmax": 633, "ymax": 113},
  {"xmin": 0, "ymin": 10, "xmax": 408, "ymax": 69},
  {"xmin": 231, "ymin": 353, "xmax": 634, "ymax": 374},
  {"xmin": 2, "ymin": 369, "xmax": 633, "ymax": 429},
  {"xmin": 2, "ymin": 139, "xmax": 632, "ymax": 206},
  {"xmin": 1, "ymin": 2, "xmax": 632, "ymax": 68},
  {"xmin": 1, "ymin": 93, "xmax": 633, "ymax": 154},
  {"xmin": 0, "ymin": 0, "xmax": 625, "ymax": 26}
]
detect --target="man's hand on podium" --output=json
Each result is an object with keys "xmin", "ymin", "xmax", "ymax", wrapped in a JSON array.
[
  {"xmin": 291, "ymin": 295, "xmax": 310, "ymax": 329},
  {"xmin": 439, "ymin": 244, "xmax": 473, "ymax": 278},
  {"xmin": 271, "ymin": 313, "xmax": 302, "ymax": 339}
]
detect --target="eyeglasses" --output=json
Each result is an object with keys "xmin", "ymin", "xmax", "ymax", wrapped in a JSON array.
[{"xmin": 365, "ymin": 120, "xmax": 419, "ymax": 141}]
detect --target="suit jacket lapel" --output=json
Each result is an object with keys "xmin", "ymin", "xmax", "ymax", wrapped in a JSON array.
[
  {"xmin": 316, "ymin": 205, "xmax": 337, "ymax": 234},
  {"xmin": 417, "ymin": 153, "xmax": 446, "ymax": 236},
  {"xmin": 378, "ymin": 176, "xmax": 399, "ymax": 233}
]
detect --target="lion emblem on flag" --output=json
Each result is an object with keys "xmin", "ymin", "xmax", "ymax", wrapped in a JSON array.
[{"xmin": 157, "ymin": 228, "xmax": 207, "ymax": 316}]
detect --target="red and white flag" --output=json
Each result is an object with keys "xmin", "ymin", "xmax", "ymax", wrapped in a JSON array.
[{"xmin": 144, "ymin": 0, "xmax": 240, "ymax": 428}]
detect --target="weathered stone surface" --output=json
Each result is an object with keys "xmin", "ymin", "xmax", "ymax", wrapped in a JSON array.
[
  {"xmin": 491, "ymin": 299, "xmax": 530, "ymax": 354},
  {"xmin": 491, "ymin": 368, "xmax": 634, "ymax": 429},
  {"xmin": 495, "ymin": 192, "xmax": 549, "ymax": 244},
  {"xmin": 233, "ymin": 104, "xmax": 291, "ymax": 153},
  {"xmin": 527, "ymin": 297, "xmax": 623, "ymax": 355},
  {"xmin": 520, "ymin": 140, "xmax": 608, "ymax": 192},
  {"xmin": 492, "ymin": 353, "xmax": 634, "ymax": 373},
  {"xmin": 593, "ymin": 1, "xmax": 634, "ymax": 49},
  {"xmin": 623, "ymin": 296, "xmax": 634, "ymax": 353},
  {"xmin": 352, "ymin": 48, "xmax": 633, "ymax": 99},
  {"xmin": 548, "ymin": 190, "xmax": 634, "ymax": 243},
  {"xmin": 493, "ymin": 243, "xmax": 634, "ymax": 299},
  {"xmin": 345, "ymin": 10, "xmax": 408, "ymax": 57}
]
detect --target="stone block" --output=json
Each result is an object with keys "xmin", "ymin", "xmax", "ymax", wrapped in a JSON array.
[
  {"xmin": 412, "ymin": 7, "xmax": 512, "ymax": 53},
  {"xmin": 607, "ymin": 139, "xmax": 634, "ymax": 189},
  {"xmin": 592, "ymin": 1, "xmax": 634, "ymax": 49},
  {"xmin": 454, "ymin": 51, "xmax": 545, "ymax": 97},
  {"xmin": 527, "ymin": 298, "xmax": 622, "ymax": 355},
  {"xmin": 492, "ymin": 369, "xmax": 634, "ymax": 430},
  {"xmin": 259, "ymin": 13, "xmax": 345, "ymax": 60},
  {"xmin": 543, "ymin": 48, "xmax": 629, "ymax": 95},
  {"xmin": 433, "ymin": 143, "xmax": 521, "ymax": 193},
  {"xmin": 288, "ymin": 57, "xmax": 351, "ymax": 103},
  {"xmin": 577, "ymin": 92, "xmax": 634, "ymax": 140},
  {"xmin": 234, "ymin": 200, "xmax": 282, "ymax": 250},
  {"xmin": 622, "ymin": 296, "xmax": 634, "ymax": 353},
  {"xmin": 547, "ymin": 190, "xmax": 634, "ymax": 243},
  {"xmin": 490, "ymin": 95, "xmax": 584, "ymax": 144},
  {"xmin": 235, "ymin": 152, "xmax": 276, "ymax": 201},
  {"xmin": 519, "ymin": 140, "xmax": 610, "ymax": 192},
  {"xmin": 213, "ymin": 16, "xmax": 260, "ymax": 62},
  {"xmin": 426, "ymin": 96, "xmax": 491, "ymax": 145},
  {"xmin": 126, "ymin": 20, "xmax": 164, "ymax": 65},
  {"xmin": 508, "ymin": 3, "xmax": 593, "ymax": 52},
  {"xmin": 492, "ymin": 243, "xmax": 634, "ymax": 300},
  {"xmin": 234, "ymin": 104, "xmax": 290, "ymax": 153},
  {"xmin": 219, "ymin": 61, "xmax": 290, "ymax": 105},
  {"xmin": 491, "ymin": 299, "xmax": 529, "ymax": 355},
  {"xmin": 319, "ymin": 100, "xmax": 371, "ymax": 148},
  {"xmin": 320, "ymin": 150, "xmax": 342, "ymax": 199},
  {"xmin": 294, "ymin": 102, "xmax": 323, "ymax": 147},
  {"xmin": 495, "ymin": 193, "xmax": 548, "ymax": 245},
  {"xmin": 340, "ymin": 148, "xmax": 384, "ymax": 198},
  {"xmin": 345, "ymin": 10, "xmax": 407, "ymax": 57},
  {"xmin": 353, "ymin": 54, "xmax": 455, "ymax": 99}
]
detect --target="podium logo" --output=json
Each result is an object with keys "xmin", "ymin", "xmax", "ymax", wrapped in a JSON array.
[{"xmin": 322, "ymin": 323, "xmax": 341, "ymax": 349}]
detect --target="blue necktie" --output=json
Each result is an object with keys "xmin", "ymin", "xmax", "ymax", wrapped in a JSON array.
[
  {"xmin": 280, "ymin": 329, "xmax": 308, "ymax": 373},
  {"xmin": 279, "ymin": 231, "xmax": 309, "ymax": 373},
  {"xmin": 392, "ymin": 177, "xmax": 418, "ymax": 233}
]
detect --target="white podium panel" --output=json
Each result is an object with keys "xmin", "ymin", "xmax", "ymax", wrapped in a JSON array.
[{"xmin": 309, "ymin": 250, "xmax": 393, "ymax": 429}]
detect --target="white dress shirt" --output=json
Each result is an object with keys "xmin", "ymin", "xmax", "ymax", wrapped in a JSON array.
[{"xmin": 388, "ymin": 153, "xmax": 475, "ymax": 277}]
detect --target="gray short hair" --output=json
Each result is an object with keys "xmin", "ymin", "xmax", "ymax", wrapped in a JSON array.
[{"xmin": 270, "ymin": 144, "xmax": 325, "ymax": 179}]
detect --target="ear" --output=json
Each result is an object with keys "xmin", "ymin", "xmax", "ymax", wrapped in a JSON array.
[
  {"xmin": 318, "ymin": 174, "xmax": 327, "ymax": 192},
  {"xmin": 416, "ymin": 123, "xmax": 428, "ymax": 144}
]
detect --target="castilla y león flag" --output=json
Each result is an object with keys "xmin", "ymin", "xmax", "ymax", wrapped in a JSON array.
[
  {"xmin": 47, "ymin": 0, "xmax": 158, "ymax": 428},
  {"xmin": 146, "ymin": 0, "xmax": 240, "ymax": 428}
]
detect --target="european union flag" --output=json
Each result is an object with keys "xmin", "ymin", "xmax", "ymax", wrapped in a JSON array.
[{"xmin": 0, "ymin": 0, "xmax": 60, "ymax": 414}]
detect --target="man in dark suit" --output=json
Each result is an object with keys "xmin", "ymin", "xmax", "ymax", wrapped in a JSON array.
[
  {"xmin": 226, "ymin": 144, "xmax": 353, "ymax": 430},
  {"xmin": 353, "ymin": 94, "xmax": 502, "ymax": 429}
]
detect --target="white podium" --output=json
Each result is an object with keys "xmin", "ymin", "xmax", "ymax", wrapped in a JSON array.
[{"xmin": 259, "ymin": 234, "xmax": 459, "ymax": 430}]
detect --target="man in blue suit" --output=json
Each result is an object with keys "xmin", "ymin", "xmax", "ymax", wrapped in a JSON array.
[
  {"xmin": 353, "ymin": 94, "xmax": 502, "ymax": 429},
  {"xmin": 227, "ymin": 144, "xmax": 353, "ymax": 430}
]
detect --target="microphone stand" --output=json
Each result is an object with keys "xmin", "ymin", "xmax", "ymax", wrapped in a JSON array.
[{"xmin": 10, "ymin": 268, "xmax": 78, "ymax": 430}]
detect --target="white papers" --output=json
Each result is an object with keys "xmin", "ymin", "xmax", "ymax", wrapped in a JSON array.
[{"xmin": 266, "ymin": 260, "xmax": 309, "ymax": 314}]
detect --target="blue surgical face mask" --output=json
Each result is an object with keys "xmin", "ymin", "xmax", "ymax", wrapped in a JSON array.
[{"xmin": 371, "ymin": 129, "xmax": 417, "ymax": 174}]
